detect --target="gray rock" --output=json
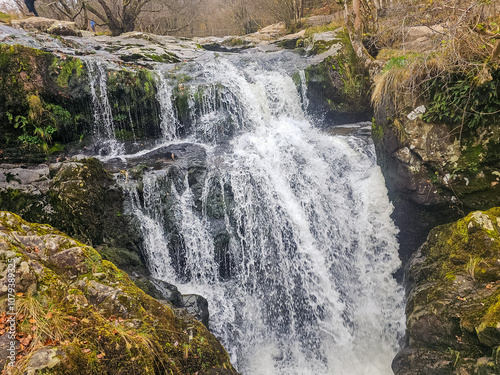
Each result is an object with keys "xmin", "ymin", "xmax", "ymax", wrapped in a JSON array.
[
  {"xmin": 24, "ymin": 347, "xmax": 65, "ymax": 375},
  {"xmin": 476, "ymin": 322, "xmax": 500, "ymax": 348},
  {"xmin": 181, "ymin": 294, "xmax": 209, "ymax": 328},
  {"xmin": 11, "ymin": 17, "xmax": 80, "ymax": 36},
  {"xmin": 151, "ymin": 278, "xmax": 183, "ymax": 306},
  {"xmin": 0, "ymin": 164, "xmax": 50, "ymax": 194},
  {"xmin": 48, "ymin": 247, "xmax": 89, "ymax": 279}
]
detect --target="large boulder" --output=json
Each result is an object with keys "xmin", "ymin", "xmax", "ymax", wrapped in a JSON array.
[
  {"xmin": 0, "ymin": 159, "xmax": 142, "ymax": 267},
  {"xmin": 301, "ymin": 28, "xmax": 372, "ymax": 125},
  {"xmin": 11, "ymin": 17, "xmax": 81, "ymax": 36},
  {"xmin": 394, "ymin": 207, "xmax": 500, "ymax": 375},
  {"xmin": 0, "ymin": 212, "xmax": 239, "ymax": 374}
]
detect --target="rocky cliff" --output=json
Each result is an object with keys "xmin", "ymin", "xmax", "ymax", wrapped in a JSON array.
[{"xmin": 370, "ymin": 40, "xmax": 500, "ymax": 262}]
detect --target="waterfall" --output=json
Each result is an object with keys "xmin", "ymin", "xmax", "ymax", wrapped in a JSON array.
[
  {"xmin": 124, "ymin": 54, "xmax": 405, "ymax": 375},
  {"xmin": 156, "ymin": 73, "xmax": 178, "ymax": 140},
  {"xmin": 86, "ymin": 60, "xmax": 124, "ymax": 156},
  {"xmin": 298, "ymin": 70, "xmax": 309, "ymax": 112}
]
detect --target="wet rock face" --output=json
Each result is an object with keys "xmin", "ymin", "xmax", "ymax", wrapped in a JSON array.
[
  {"xmin": 0, "ymin": 212, "xmax": 239, "ymax": 374},
  {"xmin": 393, "ymin": 208, "xmax": 500, "ymax": 375},
  {"xmin": 181, "ymin": 294, "xmax": 210, "ymax": 328},
  {"xmin": 117, "ymin": 142, "xmax": 236, "ymax": 284}
]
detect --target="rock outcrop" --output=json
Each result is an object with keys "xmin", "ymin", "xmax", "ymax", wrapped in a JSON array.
[
  {"xmin": 0, "ymin": 211, "xmax": 238, "ymax": 374},
  {"xmin": 393, "ymin": 208, "xmax": 500, "ymax": 375},
  {"xmin": 0, "ymin": 158, "xmax": 144, "ymax": 276},
  {"xmin": 371, "ymin": 60, "xmax": 500, "ymax": 260},
  {"xmin": 11, "ymin": 17, "xmax": 81, "ymax": 36}
]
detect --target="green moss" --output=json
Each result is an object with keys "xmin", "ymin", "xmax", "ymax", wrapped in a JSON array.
[
  {"xmin": 445, "ymin": 271, "xmax": 456, "ymax": 281},
  {"xmin": 106, "ymin": 68, "xmax": 160, "ymax": 140},
  {"xmin": 52, "ymin": 57, "xmax": 83, "ymax": 88},
  {"xmin": 410, "ymin": 208, "xmax": 500, "ymax": 354},
  {"xmin": 0, "ymin": 212, "xmax": 237, "ymax": 375},
  {"xmin": 371, "ymin": 118, "xmax": 384, "ymax": 141},
  {"xmin": 304, "ymin": 22, "xmax": 343, "ymax": 38},
  {"xmin": 144, "ymin": 52, "xmax": 181, "ymax": 63}
]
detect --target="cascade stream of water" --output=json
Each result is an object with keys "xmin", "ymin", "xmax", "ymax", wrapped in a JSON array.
[
  {"xmin": 86, "ymin": 60, "xmax": 124, "ymax": 156},
  {"xmin": 97, "ymin": 51, "xmax": 404, "ymax": 375}
]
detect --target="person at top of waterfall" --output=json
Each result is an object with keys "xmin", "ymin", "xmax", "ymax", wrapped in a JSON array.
[
  {"xmin": 24, "ymin": 0, "xmax": 38, "ymax": 17},
  {"xmin": 90, "ymin": 19, "xmax": 96, "ymax": 33}
]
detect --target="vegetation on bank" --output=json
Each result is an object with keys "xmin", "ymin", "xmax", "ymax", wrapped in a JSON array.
[{"xmin": 370, "ymin": 1, "xmax": 499, "ymax": 130}]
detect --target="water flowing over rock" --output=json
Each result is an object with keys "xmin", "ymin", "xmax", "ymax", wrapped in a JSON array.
[
  {"xmin": 0, "ymin": 26, "xmax": 403, "ymax": 375},
  {"xmin": 119, "ymin": 51, "xmax": 405, "ymax": 374}
]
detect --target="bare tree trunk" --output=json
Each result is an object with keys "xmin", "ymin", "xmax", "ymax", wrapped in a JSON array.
[
  {"xmin": 344, "ymin": 0, "xmax": 349, "ymax": 24},
  {"xmin": 353, "ymin": 0, "xmax": 361, "ymax": 35}
]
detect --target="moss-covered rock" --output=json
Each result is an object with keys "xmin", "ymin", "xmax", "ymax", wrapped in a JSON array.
[
  {"xmin": 0, "ymin": 158, "xmax": 149, "ymax": 286},
  {"xmin": 0, "ymin": 211, "xmax": 238, "ymax": 374},
  {"xmin": 0, "ymin": 44, "xmax": 91, "ymax": 160},
  {"xmin": 301, "ymin": 28, "xmax": 371, "ymax": 125},
  {"xmin": 394, "ymin": 208, "xmax": 500, "ymax": 375}
]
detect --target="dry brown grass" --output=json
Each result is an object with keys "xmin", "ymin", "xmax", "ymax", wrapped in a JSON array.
[{"xmin": 370, "ymin": 0, "xmax": 499, "ymax": 112}]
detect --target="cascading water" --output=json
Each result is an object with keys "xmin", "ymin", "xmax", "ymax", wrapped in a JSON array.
[
  {"xmin": 86, "ymin": 60, "xmax": 124, "ymax": 156},
  {"xmin": 156, "ymin": 72, "xmax": 178, "ymax": 140},
  {"xmin": 122, "ymin": 52, "xmax": 405, "ymax": 374}
]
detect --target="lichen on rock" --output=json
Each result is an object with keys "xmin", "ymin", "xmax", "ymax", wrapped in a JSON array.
[
  {"xmin": 394, "ymin": 207, "xmax": 500, "ymax": 375},
  {"xmin": 0, "ymin": 211, "xmax": 238, "ymax": 374}
]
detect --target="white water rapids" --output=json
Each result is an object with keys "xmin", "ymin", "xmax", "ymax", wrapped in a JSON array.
[{"xmin": 99, "ymin": 52, "xmax": 405, "ymax": 375}]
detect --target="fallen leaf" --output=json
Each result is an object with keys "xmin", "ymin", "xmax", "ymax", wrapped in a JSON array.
[
  {"xmin": 45, "ymin": 312, "xmax": 53, "ymax": 319},
  {"xmin": 82, "ymin": 348, "xmax": 91, "ymax": 354},
  {"xmin": 97, "ymin": 352, "xmax": 106, "ymax": 359},
  {"xmin": 19, "ymin": 335, "xmax": 32, "ymax": 346},
  {"xmin": 44, "ymin": 338, "xmax": 58, "ymax": 346},
  {"xmin": 31, "ymin": 326, "xmax": 38, "ymax": 332},
  {"xmin": 16, "ymin": 293, "xmax": 24, "ymax": 297},
  {"xmin": 29, "ymin": 318, "xmax": 36, "ymax": 324}
]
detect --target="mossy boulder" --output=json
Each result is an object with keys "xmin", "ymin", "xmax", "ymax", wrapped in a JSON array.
[
  {"xmin": 0, "ymin": 158, "xmax": 148, "ymax": 283},
  {"xmin": 301, "ymin": 28, "xmax": 371, "ymax": 125},
  {"xmin": 394, "ymin": 208, "xmax": 500, "ymax": 375},
  {"xmin": 0, "ymin": 211, "xmax": 239, "ymax": 374}
]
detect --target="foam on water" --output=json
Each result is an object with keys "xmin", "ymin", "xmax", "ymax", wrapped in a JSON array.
[{"xmin": 125, "ymin": 54, "xmax": 405, "ymax": 375}]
